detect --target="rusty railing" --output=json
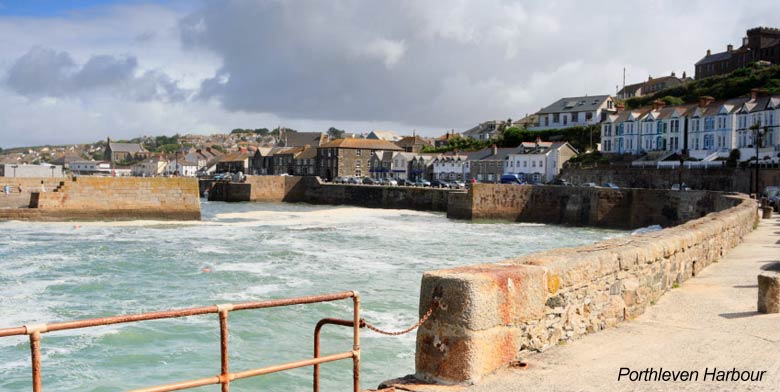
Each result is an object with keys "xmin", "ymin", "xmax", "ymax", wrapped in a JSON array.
[{"xmin": 0, "ymin": 291, "xmax": 362, "ymax": 392}]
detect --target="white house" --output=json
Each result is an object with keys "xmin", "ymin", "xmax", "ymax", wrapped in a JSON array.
[
  {"xmin": 734, "ymin": 95, "xmax": 780, "ymax": 161},
  {"xmin": 504, "ymin": 141, "xmax": 578, "ymax": 183},
  {"xmin": 164, "ymin": 159, "xmax": 199, "ymax": 177},
  {"xmin": 531, "ymin": 95, "xmax": 616, "ymax": 130},
  {"xmin": 432, "ymin": 153, "xmax": 471, "ymax": 181},
  {"xmin": 462, "ymin": 121, "xmax": 504, "ymax": 141},
  {"xmin": 69, "ymin": 161, "xmax": 111, "ymax": 175},
  {"xmin": 132, "ymin": 157, "xmax": 167, "ymax": 177}
]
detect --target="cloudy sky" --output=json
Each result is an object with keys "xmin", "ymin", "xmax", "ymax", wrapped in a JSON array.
[{"xmin": 0, "ymin": 0, "xmax": 777, "ymax": 147}]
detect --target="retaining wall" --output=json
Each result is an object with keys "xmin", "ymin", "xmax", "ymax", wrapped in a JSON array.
[
  {"xmin": 450, "ymin": 184, "xmax": 738, "ymax": 229},
  {"xmin": 0, "ymin": 177, "xmax": 201, "ymax": 221},
  {"xmin": 415, "ymin": 193, "xmax": 756, "ymax": 384},
  {"xmin": 559, "ymin": 166, "xmax": 756, "ymax": 193},
  {"xmin": 209, "ymin": 176, "xmax": 453, "ymax": 212}
]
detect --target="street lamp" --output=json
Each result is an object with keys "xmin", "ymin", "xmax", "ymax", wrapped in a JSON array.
[
  {"xmin": 749, "ymin": 123, "xmax": 766, "ymax": 195},
  {"xmin": 677, "ymin": 148, "xmax": 688, "ymax": 189}
]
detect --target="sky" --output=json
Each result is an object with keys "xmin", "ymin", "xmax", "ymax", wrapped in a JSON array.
[{"xmin": 0, "ymin": 0, "xmax": 778, "ymax": 148}]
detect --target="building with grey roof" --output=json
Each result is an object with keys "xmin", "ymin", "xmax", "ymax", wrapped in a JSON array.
[
  {"xmin": 695, "ymin": 27, "xmax": 780, "ymax": 79},
  {"xmin": 530, "ymin": 95, "xmax": 616, "ymax": 130}
]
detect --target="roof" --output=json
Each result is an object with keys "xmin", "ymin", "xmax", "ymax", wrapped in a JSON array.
[
  {"xmin": 367, "ymin": 130, "xmax": 402, "ymax": 141},
  {"xmin": 282, "ymin": 132, "xmax": 327, "ymax": 147},
  {"xmin": 435, "ymin": 132, "xmax": 461, "ymax": 141},
  {"xmin": 395, "ymin": 136, "xmax": 431, "ymax": 148},
  {"xmin": 695, "ymin": 50, "xmax": 733, "ymax": 66},
  {"xmin": 617, "ymin": 76, "xmax": 687, "ymax": 96},
  {"xmin": 218, "ymin": 151, "xmax": 251, "ymax": 162},
  {"xmin": 537, "ymin": 95, "xmax": 612, "ymax": 114},
  {"xmin": 295, "ymin": 146, "xmax": 318, "ymax": 160},
  {"xmin": 320, "ymin": 138, "xmax": 403, "ymax": 151},
  {"xmin": 108, "ymin": 142, "xmax": 146, "ymax": 153}
]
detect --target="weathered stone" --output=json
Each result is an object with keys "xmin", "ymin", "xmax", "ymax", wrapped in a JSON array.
[{"xmin": 757, "ymin": 271, "xmax": 780, "ymax": 313}]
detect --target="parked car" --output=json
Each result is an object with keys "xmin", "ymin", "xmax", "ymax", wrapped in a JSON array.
[
  {"xmin": 581, "ymin": 182, "xmax": 600, "ymax": 188},
  {"xmin": 399, "ymin": 179, "xmax": 415, "ymax": 186},
  {"xmin": 451, "ymin": 180, "xmax": 466, "ymax": 189},
  {"xmin": 363, "ymin": 177, "xmax": 378, "ymax": 185},
  {"xmin": 414, "ymin": 179, "xmax": 431, "ymax": 187},
  {"xmin": 763, "ymin": 186, "xmax": 780, "ymax": 211},
  {"xmin": 602, "ymin": 183, "xmax": 620, "ymax": 189},
  {"xmin": 549, "ymin": 178, "xmax": 572, "ymax": 186},
  {"xmin": 347, "ymin": 177, "xmax": 362, "ymax": 185},
  {"xmin": 671, "ymin": 183, "xmax": 690, "ymax": 191},
  {"xmin": 431, "ymin": 180, "xmax": 452, "ymax": 188},
  {"xmin": 386, "ymin": 179, "xmax": 398, "ymax": 186},
  {"xmin": 500, "ymin": 174, "xmax": 526, "ymax": 185}
]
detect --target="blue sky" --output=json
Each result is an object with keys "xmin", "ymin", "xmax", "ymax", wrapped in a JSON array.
[{"xmin": 0, "ymin": 0, "xmax": 138, "ymax": 16}]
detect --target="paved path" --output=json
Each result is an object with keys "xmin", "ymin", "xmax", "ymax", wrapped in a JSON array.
[
  {"xmin": 384, "ymin": 214, "xmax": 780, "ymax": 392},
  {"xmin": 463, "ymin": 214, "xmax": 780, "ymax": 392}
]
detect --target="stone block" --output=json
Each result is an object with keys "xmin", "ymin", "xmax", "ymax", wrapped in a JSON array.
[{"xmin": 758, "ymin": 271, "xmax": 780, "ymax": 314}]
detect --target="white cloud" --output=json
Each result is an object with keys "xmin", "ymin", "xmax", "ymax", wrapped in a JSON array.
[{"xmin": 2, "ymin": 0, "xmax": 780, "ymax": 148}]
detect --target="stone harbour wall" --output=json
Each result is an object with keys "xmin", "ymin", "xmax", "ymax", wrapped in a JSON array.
[
  {"xmin": 415, "ymin": 193, "xmax": 756, "ymax": 384},
  {"xmin": 449, "ymin": 183, "xmax": 741, "ymax": 229},
  {"xmin": 559, "ymin": 166, "xmax": 755, "ymax": 193},
  {"xmin": 0, "ymin": 177, "xmax": 201, "ymax": 221}
]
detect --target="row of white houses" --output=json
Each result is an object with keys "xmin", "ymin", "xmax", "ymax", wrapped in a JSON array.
[{"xmin": 600, "ymin": 93, "xmax": 780, "ymax": 161}]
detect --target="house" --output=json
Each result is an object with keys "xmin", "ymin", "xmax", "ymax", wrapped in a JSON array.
[
  {"xmin": 390, "ymin": 152, "xmax": 417, "ymax": 180},
  {"xmin": 131, "ymin": 156, "xmax": 167, "ymax": 177},
  {"xmin": 293, "ymin": 146, "xmax": 318, "ymax": 176},
  {"xmin": 531, "ymin": 95, "xmax": 616, "ymax": 130},
  {"xmin": 271, "ymin": 147, "xmax": 303, "ymax": 175},
  {"xmin": 434, "ymin": 131, "xmax": 461, "ymax": 148},
  {"xmin": 249, "ymin": 147, "xmax": 273, "ymax": 175},
  {"xmin": 366, "ymin": 130, "xmax": 402, "ymax": 142},
  {"xmin": 278, "ymin": 130, "xmax": 328, "ymax": 147},
  {"xmin": 69, "ymin": 161, "xmax": 111, "ymax": 175},
  {"xmin": 104, "ymin": 138, "xmax": 148, "ymax": 163},
  {"xmin": 617, "ymin": 72, "xmax": 691, "ymax": 99},
  {"xmin": 369, "ymin": 151, "xmax": 395, "ymax": 179},
  {"xmin": 410, "ymin": 154, "xmax": 438, "ymax": 181},
  {"xmin": 463, "ymin": 121, "xmax": 505, "ymax": 141},
  {"xmin": 395, "ymin": 135, "xmax": 432, "ymax": 153},
  {"xmin": 316, "ymin": 138, "xmax": 403, "ymax": 180},
  {"xmin": 732, "ymin": 93, "xmax": 780, "ymax": 161},
  {"xmin": 695, "ymin": 27, "xmax": 780, "ymax": 79},
  {"xmin": 512, "ymin": 114, "xmax": 540, "ymax": 130},
  {"xmin": 504, "ymin": 140, "xmax": 578, "ymax": 183},
  {"xmin": 432, "ymin": 152, "xmax": 474, "ymax": 181},
  {"xmin": 215, "ymin": 151, "xmax": 252, "ymax": 174},
  {"xmin": 164, "ymin": 158, "xmax": 199, "ymax": 177},
  {"xmin": 468, "ymin": 145, "xmax": 523, "ymax": 183},
  {"xmin": 601, "ymin": 101, "xmax": 686, "ymax": 155}
]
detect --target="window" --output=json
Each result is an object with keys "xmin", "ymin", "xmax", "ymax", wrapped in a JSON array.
[
  {"xmin": 553, "ymin": 113, "xmax": 560, "ymax": 123},
  {"xmin": 692, "ymin": 120, "xmax": 699, "ymax": 132},
  {"xmin": 523, "ymin": 161, "xmax": 527, "ymax": 167},
  {"xmin": 539, "ymin": 160, "xmax": 543, "ymax": 167},
  {"xmin": 586, "ymin": 112, "xmax": 593, "ymax": 121},
  {"xmin": 356, "ymin": 149, "xmax": 361, "ymax": 156},
  {"xmin": 570, "ymin": 112, "xmax": 578, "ymax": 123}
]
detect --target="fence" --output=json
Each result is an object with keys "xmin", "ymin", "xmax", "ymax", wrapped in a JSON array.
[{"xmin": 0, "ymin": 291, "xmax": 362, "ymax": 392}]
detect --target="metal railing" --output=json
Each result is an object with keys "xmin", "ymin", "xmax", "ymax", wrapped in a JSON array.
[{"xmin": 0, "ymin": 291, "xmax": 362, "ymax": 392}]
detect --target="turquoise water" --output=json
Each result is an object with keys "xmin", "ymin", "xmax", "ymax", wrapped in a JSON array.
[{"xmin": 0, "ymin": 202, "xmax": 623, "ymax": 391}]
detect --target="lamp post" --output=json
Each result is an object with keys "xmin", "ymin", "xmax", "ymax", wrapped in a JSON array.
[
  {"xmin": 749, "ymin": 123, "xmax": 766, "ymax": 195},
  {"xmin": 678, "ymin": 148, "xmax": 688, "ymax": 190}
]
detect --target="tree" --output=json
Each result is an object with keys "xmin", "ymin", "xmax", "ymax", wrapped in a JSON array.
[
  {"xmin": 211, "ymin": 144, "xmax": 226, "ymax": 153},
  {"xmin": 726, "ymin": 149, "xmax": 741, "ymax": 167},
  {"xmin": 254, "ymin": 128, "xmax": 270, "ymax": 136},
  {"xmin": 328, "ymin": 127, "xmax": 346, "ymax": 139}
]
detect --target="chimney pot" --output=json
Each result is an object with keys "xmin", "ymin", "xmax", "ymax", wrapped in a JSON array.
[
  {"xmin": 671, "ymin": 71, "xmax": 676, "ymax": 77},
  {"xmin": 706, "ymin": 49, "xmax": 712, "ymax": 56},
  {"xmin": 698, "ymin": 96, "xmax": 715, "ymax": 108},
  {"xmin": 652, "ymin": 99, "xmax": 667, "ymax": 110},
  {"xmin": 727, "ymin": 44, "xmax": 734, "ymax": 52}
]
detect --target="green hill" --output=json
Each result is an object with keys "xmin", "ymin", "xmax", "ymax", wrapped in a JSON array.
[{"xmin": 625, "ymin": 64, "xmax": 780, "ymax": 109}]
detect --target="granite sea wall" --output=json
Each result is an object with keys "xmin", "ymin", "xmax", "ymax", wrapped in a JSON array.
[
  {"xmin": 0, "ymin": 177, "xmax": 201, "ymax": 221},
  {"xmin": 414, "ymin": 193, "xmax": 756, "ymax": 384}
]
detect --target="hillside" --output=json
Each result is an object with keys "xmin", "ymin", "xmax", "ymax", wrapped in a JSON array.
[{"xmin": 625, "ymin": 64, "xmax": 780, "ymax": 109}]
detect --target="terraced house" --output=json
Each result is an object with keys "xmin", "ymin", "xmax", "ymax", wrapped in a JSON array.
[
  {"xmin": 600, "ymin": 90, "xmax": 780, "ymax": 162},
  {"xmin": 316, "ymin": 138, "xmax": 403, "ymax": 180},
  {"xmin": 530, "ymin": 95, "xmax": 616, "ymax": 130}
]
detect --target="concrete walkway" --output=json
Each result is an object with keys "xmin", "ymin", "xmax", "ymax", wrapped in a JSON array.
[
  {"xmin": 463, "ymin": 213, "xmax": 780, "ymax": 392},
  {"xmin": 384, "ymin": 214, "xmax": 780, "ymax": 392}
]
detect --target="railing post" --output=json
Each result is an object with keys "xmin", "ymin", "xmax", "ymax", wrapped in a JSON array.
[
  {"xmin": 218, "ymin": 306, "xmax": 232, "ymax": 392},
  {"xmin": 30, "ymin": 331, "xmax": 42, "ymax": 392},
  {"xmin": 352, "ymin": 292, "xmax": 360, "ymax": 392}
]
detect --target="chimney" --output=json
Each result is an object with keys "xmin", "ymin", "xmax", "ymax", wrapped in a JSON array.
[
  {"xmin": 682, "ymin": 71, "xmax": 687, "ymax": 79},
  {"xmin": 671, "ymin": 71, "xmax": 676, "ymax": 77},
  {"xmin": 706, "ymin": 49, "xmax": 711, "ymax": 56},
  {"xmin": 535, "ymin": 136, "xmax": 542, "ymax": 146},
  {"xmin": 616, "ymin": 103, "xmax": 625, "ymax": 112},
  {"xmin": 698, "ymin": 96, "xmax": 715, "ymax": 107},
  {"xmin": 648, "ymin": 75, "xmax": 653, "ymax": 81},
  {"xmin": 491, "ymin": 143, "xmax": 498, "ymax": 156},
  {"xmin": 727, "ymin": 44, "xmax": 734, "ymax": 52},
  {"xmin": 652, "ymin": 99, "xmax": 666, "ymax": 111},
  {"xmin": 751, "ymin": 88, "xmax": 767, "ymax": 101}
]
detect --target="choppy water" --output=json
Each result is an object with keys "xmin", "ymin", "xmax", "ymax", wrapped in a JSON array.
[{"xmin": 0, "ymin": 202, "xmax": 623, "ymax": 391}]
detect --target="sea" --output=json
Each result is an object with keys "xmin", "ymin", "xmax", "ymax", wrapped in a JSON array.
[{"xmin": 0, "ymin": 201, "xmax": 623, "ymax": 391}]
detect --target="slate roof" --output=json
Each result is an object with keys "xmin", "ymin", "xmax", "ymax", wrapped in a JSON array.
[
  {"xmin": 537, "ymin": 95, "xmax": 612, "ymax": 114},
  {"xmin": 109, "ymin": 142, "xmax": 146, "ymax": 153},
  {"xmin": 282, "ymin": 132, "xmax": 327, "ymax": 147},
  {"xmin": 695, "ymin": 50, "xmax": 734, "ymax": 66},
  {"xmin": 320, "ymin": 138, "xmax": 404, "ymax": 150}
]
